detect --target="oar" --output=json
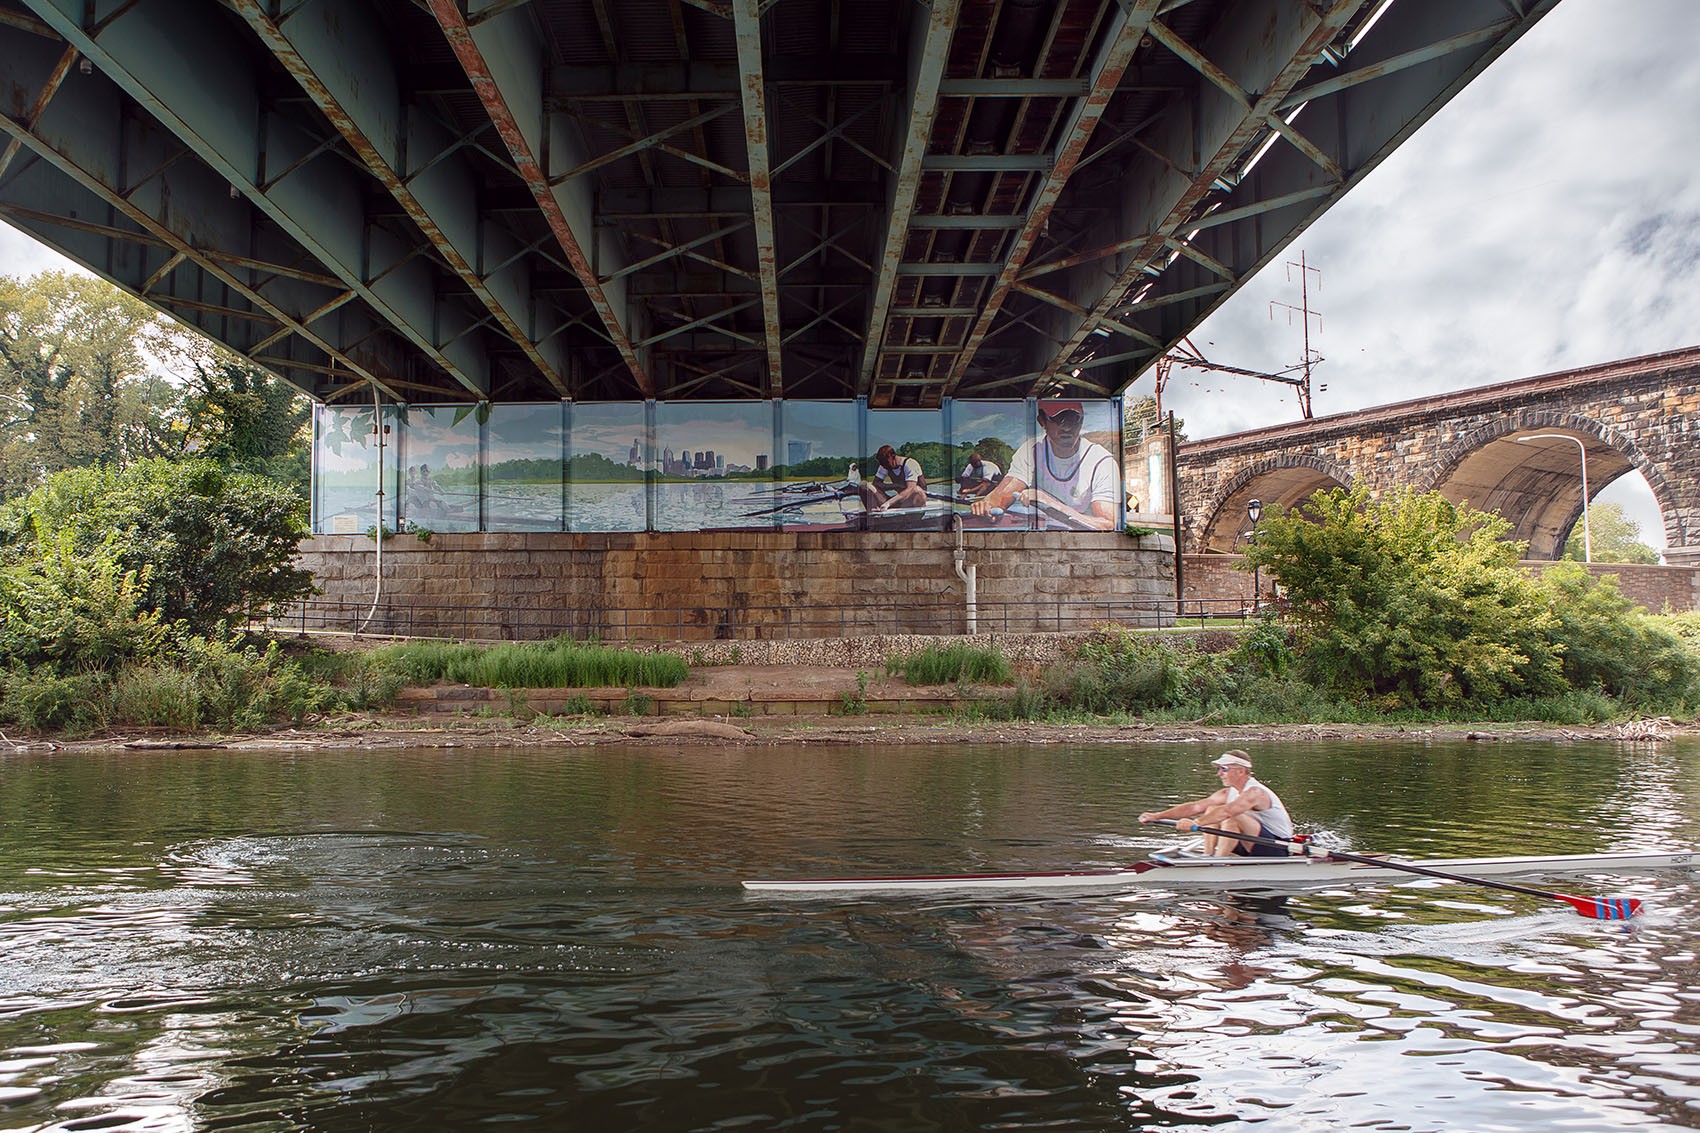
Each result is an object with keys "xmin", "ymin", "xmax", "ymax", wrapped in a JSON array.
[
  {"xmin": 1150, "ymin": 819, "xmax": 1643, "ymax": 919},
  {"xmin": 739, "ymin": 490, "xmax": 849, "ymax": 518}
]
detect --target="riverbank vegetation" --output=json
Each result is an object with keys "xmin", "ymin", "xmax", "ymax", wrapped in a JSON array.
[{"xmin": 959, "ymin": 489, "xmax": 1698, "ymax": 725}]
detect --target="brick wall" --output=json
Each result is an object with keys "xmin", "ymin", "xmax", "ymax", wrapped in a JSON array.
[{"xmin": 294, "ymin": 530, "xmax": 1178, "ymax": 640}]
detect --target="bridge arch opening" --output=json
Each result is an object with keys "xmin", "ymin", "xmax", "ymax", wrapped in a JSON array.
[
  {"xmin": 1430, "ymin": 415, "xmax": 1675, "ymax": 562},
  {"xmin": 1197, "ymin": 456, "xmax": 1351, "ymax": 553}
]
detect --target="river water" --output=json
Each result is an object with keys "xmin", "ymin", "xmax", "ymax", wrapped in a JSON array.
[{"xmin": 2, "ymin": 739, "xmax": 1698, "ymax": 1131}]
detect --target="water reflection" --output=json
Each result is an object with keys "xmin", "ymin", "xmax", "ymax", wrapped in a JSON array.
[{"xmin": 0, "ymin": 740, "xmax": 1697, "ymax": 1130}]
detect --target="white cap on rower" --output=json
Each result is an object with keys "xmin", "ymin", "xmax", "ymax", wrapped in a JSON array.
[{"xmin": 1210, "ymin": 752, "xmax": 1252, "ymax": 769}]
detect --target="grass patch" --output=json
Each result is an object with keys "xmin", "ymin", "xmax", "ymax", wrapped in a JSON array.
[
  {"xmin": 367, "ymin": 638, "xmax": 688, "ymax": 689},
  {"xmin": 890, "ymin": 644, "xmax": 1013, "ymax": 686}
]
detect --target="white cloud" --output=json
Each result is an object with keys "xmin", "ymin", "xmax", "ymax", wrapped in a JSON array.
[
  {"xmin": 1162, "ymin": 0, "xmax": 1700, "ymax": 555},
  {"xmin": 0, "ymin": 221, "xmax": 81, "ymax": 279}
]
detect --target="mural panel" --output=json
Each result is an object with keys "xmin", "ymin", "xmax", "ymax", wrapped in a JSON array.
[
  {"xmin": 567, "ymin": 402, "xmax": 648, "ymax": 532},
  {"xmin": 972, "ymin": 400, "xmax": 1123, "ymax": 530},
  {"xmin": 485, "ymin": 403, "xmax": 566, "ymax": 531},
  {"xmin": 400, "ymin": 406, "xmax": 481, "ymax": 533},
  {"xmin": 312, "ymin": 404, "xmax": 399, "ymax": 535},
  {"xmin": 652, "ymin": 401, "xmax": 776, "ymax": 532},
  {"xmin": 762, "ymin": 401, "xmax": 863, "ymax": 531},
  {"xmin": 308, "ymin": 399, "xmax": 1125, "ymax": 535},
  {"xmin": 949, "ymin": 400, "xmax": 1034, "ymax": 530}
]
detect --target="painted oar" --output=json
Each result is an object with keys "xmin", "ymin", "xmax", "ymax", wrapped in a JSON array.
[
  {"xmin": 1151, "ymin": 819, "xmax": 1643, "ymax": 919},
  {"xmin": 739, "ymin": 490, "xmax": 848, "ymax": 518}
]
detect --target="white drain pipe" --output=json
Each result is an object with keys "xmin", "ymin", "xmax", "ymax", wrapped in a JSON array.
[
  {"xmin": 949, "ymin": 515, "xmax": 977, "ymax": 634},
  {"xmin": 356, "ymin": 386, "xmax": 385, "ymax": 636}
]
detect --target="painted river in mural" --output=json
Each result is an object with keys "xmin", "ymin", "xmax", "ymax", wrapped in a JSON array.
[{"xmin": 2, "ymin": 739, "xmax": 1698, "ymax": 1130}]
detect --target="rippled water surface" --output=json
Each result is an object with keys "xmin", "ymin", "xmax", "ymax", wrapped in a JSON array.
[{"xmin": 2, "ymin": 739, "xmax": 1699, "ymax": 1131}]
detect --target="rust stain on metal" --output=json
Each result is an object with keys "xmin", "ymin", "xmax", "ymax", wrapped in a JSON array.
[{"xmin": 425, "ymin": 0, "xmax": 654, "ymax": 398}]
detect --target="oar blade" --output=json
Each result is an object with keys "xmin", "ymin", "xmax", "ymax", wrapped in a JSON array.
[{"xmin": 1556, "ymin": 894, "xmax": 1643, "ymax": 920}]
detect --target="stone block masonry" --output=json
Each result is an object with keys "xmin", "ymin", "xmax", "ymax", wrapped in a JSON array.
[{"xmin": 293, "ymin": 530, "xmax": 1177, "ymax": 640}]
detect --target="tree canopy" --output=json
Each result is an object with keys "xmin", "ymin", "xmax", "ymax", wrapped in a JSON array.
[
  {"xmin": 1562, "ymin": 500, "xmax": 1661, "ymax": 564},
  {"xmin": 0, "ymin": 271, "xmax": 310, "ymax": 501}
]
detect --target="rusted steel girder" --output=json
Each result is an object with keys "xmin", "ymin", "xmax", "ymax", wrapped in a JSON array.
[
  {"xmin": 940, "ymin": 0, "xmax": 1160, "ymax": 397},
  {"xmin": 857, "ymin": 0, "xmax": 961, "ymax": 399},
  {"xmin": 731, "ymin": 0, "xmax": 785, "ymax": 397},
  {"xmin": 228, "ymin": 0, "xmax": 573, "ymax": 398},
  {"xmin": 425, "ymin": 0, "xmax": 656, "ymax": 398},
  {"xmin": 0, "ymin": 28, "xmax": 408, "ymax": 401},
  {"xmin": 1038, "ymin": 0, "xmax": 1369, "ymax": 387},
  {"xmin": 19, "ymin": 0, "xmax": 492, "ymax": 400}
]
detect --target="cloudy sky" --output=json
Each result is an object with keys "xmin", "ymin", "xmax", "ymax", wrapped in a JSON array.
[
  {"xmin": 1161, "ymin": 0, "xmax": 1700, "ymax": 553},
  {"xmin": 3, "ymin": 0, "xmax": 1691, "ymax": 550}
]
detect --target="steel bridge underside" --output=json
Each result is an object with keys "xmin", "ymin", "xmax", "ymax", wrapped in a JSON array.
[{"xmin": 0, "ymin": 0, "xmax": 1557, "ymax": 408}]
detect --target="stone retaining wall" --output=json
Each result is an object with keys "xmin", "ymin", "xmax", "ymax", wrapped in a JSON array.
[{"xmin": 293, "ymin": 530, "xmax": 1177, "ymax": 641}]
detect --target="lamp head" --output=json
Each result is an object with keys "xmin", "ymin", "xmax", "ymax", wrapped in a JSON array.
[{"xmin": 1247, "ymin": 498, "xmax": 1262, "ymax": 524}]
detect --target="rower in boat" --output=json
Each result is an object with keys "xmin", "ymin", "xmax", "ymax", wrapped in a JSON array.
[{"xmin": 1138, "ymin": 750, "xmax": 1294, "ymax": 858}]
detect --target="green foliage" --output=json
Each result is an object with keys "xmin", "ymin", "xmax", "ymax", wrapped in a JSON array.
[
  {"xmin": 367, "ymin": 638, "xmax": 688, "ymax": 689},
  {"xmin": 1042, "ymin": 628, "xmax": 1181, "ymax": 714},
  {"xmin": 1538, "ymin": 562, "xmax": 1697, "ymax": 706},
  {"xmin": 0, "ymin": 271, "xmax": 181, "ymax": 498},
  {"xmin": 1561, "ymin": 501, "xmax": 1661, "ymax": 564},
  {"xmin": 892, "ymin": 644, "xmax": 1013, "ymax": 686},
  {"xmin": 176, "ymin": 359, "xmax": 311, "ymax": 500},
  {"xmin": 838, "ymin": 670, "xmax": 871, "ymax": 715},
  {"xmin": 0, "ymin": 458, "xmax": 315, "ymax": 634},
  {"xmin": 1, "ymin": 630, "xmax": 338, "ymax": 735},
  {"xmin": 1245, "ymin": 486, "xmax": 1563, "ymax": 708},
  {"xmin": 0, "ymin": 667, "xmax": 113, "ymax": 732},
  {"xmin": 0, "ymin": 532, "xmax": 167, "ymax": 670}
]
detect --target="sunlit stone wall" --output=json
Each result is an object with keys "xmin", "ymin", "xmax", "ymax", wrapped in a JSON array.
[{"xmin": 292, "ymin": 531, "xmax": 1177, "ymax": 640}]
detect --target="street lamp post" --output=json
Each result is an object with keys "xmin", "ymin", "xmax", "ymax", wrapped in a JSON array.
[
  {"xmin": 1247, "ymin": 498, "xmax": 1262, "ymax": 608},
  {"xmin": 1516, "ymin": 434, "xmax": 1591, "ymax": 563}
]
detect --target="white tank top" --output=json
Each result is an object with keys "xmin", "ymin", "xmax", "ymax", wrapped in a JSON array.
[{"xmin": 1228, "ymin": 777, "xmax": 1293, "ymax": 840}]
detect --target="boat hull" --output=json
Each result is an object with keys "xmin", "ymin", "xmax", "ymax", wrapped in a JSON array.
[{"xmin": 741, "ymin": 849, "xmax": 1694, "ymax": 895}]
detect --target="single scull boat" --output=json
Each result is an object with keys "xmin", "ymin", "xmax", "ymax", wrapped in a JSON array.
[{"xmin": 741, "ymin": 847, "xmax": 1693, "ymax": 895}]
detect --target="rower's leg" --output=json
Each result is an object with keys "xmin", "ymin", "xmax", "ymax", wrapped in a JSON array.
[{"xmin": 1209, "ymin": 814, "xmax": 1259, "ymax": 856}]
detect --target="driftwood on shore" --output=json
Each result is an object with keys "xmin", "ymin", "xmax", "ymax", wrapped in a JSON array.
[{"xmin": 624, "ymin": 720, "xmax": 756, "ymax": 741}]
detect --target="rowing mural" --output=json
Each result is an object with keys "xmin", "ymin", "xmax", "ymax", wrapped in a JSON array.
[{"xmin": 311, "ymin": 398, "xmax": 1129, "ymax": 534}]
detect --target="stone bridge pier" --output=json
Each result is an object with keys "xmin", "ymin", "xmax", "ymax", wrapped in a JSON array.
[{"xmin": 1176, "ymin": 346, "xmax": 1700, "ymax": 566}]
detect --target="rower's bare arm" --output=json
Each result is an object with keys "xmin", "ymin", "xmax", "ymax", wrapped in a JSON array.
[{"xmin": 972, "ymin": 476, "xmax": 1025, "ymax": 516}]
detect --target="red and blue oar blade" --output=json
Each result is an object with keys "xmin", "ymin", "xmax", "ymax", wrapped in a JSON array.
[{"xmin": 1556, "ymin": 893, "xmax": 1642, "ymax": 920}]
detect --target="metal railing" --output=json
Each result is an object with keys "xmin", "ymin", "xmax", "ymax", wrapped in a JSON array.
[{"xmin": 266, "ymin": 595, "xmax": 1270, "ymax": 643}]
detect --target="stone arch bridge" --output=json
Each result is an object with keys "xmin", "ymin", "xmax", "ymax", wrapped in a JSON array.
[{"xmin": 1177, "ymin": 346, "xmax": 1700, "ymax": 565}]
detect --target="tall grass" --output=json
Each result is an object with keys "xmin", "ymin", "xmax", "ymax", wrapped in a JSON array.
[
  {"xmin": 890, "ymin": 644, "xmax": 1013, "ymax": 686},
  {"xmin": 368, "ymin": 638, "xmax": 688, "ymax": 688}
]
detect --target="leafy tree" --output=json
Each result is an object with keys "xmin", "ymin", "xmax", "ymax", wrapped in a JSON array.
[
  {"xmin": 1244, "ymin": 486, "xmax": 1563, "ymax": 708},
  {"xmin": 0, "ymin": 532, "xmax": 167, "ymax": 670},
  {"xmin": 0, "ymin": 458, "xmax": 315, "ymax": 634},
  {"xmin": 177, "ymin": 357, "xmax": 311, "ymax": 499},
  {"xmin": 0, "ymin": 271, "xmax": 180, "ymax": 496},
  {"xmin": 1562, "ymin": 501, "xmax": 1661, "ymax": 564}
]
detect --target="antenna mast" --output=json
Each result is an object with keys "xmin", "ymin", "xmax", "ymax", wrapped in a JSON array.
[
  {"xmin": 1151, "ymin": 251, "xmax": 1324, "ymax": 421},
  {"xmin": 1268, "ymin": 250, "xmax": 1323, "ymax": 418}
]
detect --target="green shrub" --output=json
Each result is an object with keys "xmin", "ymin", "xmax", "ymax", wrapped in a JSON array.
[
  {"xmin": 1041, "ymin": 628, "xmax": 1181, "ymax": 714},
  {"xmin": 1539, "ymin": 563, "xmax": 1697, "ymax": 707},
  {"xmin": 0, "ymin": 533, "xmax": 167, "ymax": 670},
  {"xmin": 0, "ymin": 666, "xmax": 111, "ymax": 732},
  {"xmin": 0, "ymin": 458, "xmax": 314, "ymax": 634},
  {"xmin": 110, "ymin": 665, "xmax": 201, "ymax": 729},
  {"xmin": 1246, "ymin": 486, "xmax": 1564, "ymax": 708}
]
